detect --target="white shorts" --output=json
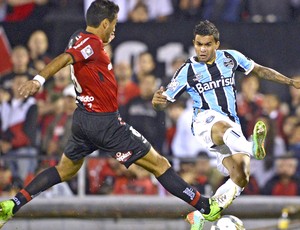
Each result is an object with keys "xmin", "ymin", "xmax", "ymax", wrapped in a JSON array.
[{"xmin": 192, "ymin": 110, "xmax": 250, "ymax": 176}]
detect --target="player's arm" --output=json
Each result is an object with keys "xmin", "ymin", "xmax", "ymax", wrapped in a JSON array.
[
  {"xmin": 152, "ymin": 86, "xmax": 170, "ymax": 111},
  {"xmin": 19, "ymin": 53, "xmax": 73, "ymax": 98},
  {"xmin": 251, "ymin": 63, "xmax": 300, "ymax": 89}
]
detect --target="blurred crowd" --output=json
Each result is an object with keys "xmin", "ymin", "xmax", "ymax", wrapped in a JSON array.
[
  {"xmin": 1, "ymin": 0, "xmax": 300, "ymax": 23},
  {"xmin": 0, "ymin": 0, "xmax": 300, "ymax": 198}
]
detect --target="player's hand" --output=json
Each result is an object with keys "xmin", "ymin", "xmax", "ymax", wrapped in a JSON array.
[
  {"xmin": 18, "ymin": 80, "xmax": 41, "ymax": 98},
  {"xmin": 291, "ymin": 79, "xmax": 300, "ymax": 89},
  {"xmin": 152, "ymin": 86, "xmax": 168, "ymax": 110}
]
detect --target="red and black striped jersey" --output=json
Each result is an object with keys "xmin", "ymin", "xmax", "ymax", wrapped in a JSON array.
[{"xmin": 65, "ymin": 30, "xmax": 118, "ymax": 113}]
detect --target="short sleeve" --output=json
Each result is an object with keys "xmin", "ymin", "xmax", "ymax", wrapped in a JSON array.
[
  {"xmin": 65, "ymin": 37, "xmax": 102, "ymax": 63},
  {"xmin": 226, "ymin": 50, "xmax": 255, "ymax": 75}
]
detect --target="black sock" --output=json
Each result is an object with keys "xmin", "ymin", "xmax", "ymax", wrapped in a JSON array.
[
  {"xmin": 12, "ymin": 166, "xmax": 62, "ymax": 214},
  {"xmin": 156, "ymin": 167, "xmax": 210, "ymax": 214}
]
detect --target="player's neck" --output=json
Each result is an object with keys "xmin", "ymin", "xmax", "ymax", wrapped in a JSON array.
[{"xmin": 206, "ymin": 57, "xmax": 216, "ymax": 65}]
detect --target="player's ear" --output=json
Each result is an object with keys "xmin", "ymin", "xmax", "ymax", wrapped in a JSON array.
[
  {"xmin": 101, "ymin": 18, "xmax": 110, "ymax": 30},
  {"xmin": 215, "ymin": 41, "xmax": 220, "ymax": 49}
]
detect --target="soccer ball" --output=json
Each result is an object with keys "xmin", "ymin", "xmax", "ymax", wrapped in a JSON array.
[{"xmin": 211, "ymin": 215, "xmax": 245, "ymax": 230}]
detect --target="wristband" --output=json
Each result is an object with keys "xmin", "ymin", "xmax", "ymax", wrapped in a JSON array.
[{"xmin": 33, "ymin": 75, "xmax": 46, "ymax": 86}]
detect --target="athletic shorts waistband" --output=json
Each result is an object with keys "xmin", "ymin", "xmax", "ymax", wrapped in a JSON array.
[{"xmin": 76, "ymin": 106, "xmax": 119, "ymax": 117}]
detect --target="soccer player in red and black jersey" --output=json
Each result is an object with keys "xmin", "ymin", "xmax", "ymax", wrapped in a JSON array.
[{"xmin": 0, "ymin": 1, "xmax": 235, "ymax": 227}]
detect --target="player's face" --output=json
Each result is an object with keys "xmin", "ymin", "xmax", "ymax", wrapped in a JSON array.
[
  {"xmin": 193, "ymin": 35, "xmax": 220, "ymax": 63},
  {"xmin": 104, "ymin": 16, "xmax": 118, "ymax": 43}
]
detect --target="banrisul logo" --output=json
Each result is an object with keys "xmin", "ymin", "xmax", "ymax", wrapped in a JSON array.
[{"xmin": 195, "ymin": 76, "xmax": 234, "ymax": 94}]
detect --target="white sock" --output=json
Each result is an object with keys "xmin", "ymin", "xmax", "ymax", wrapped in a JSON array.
[
  {"xmin": 223, "ymin": 127, "xmax": 253, "ymax": 156},
  {"xmin": 214, "ymin": 178, "xmax": 244, "ymax": 199}
]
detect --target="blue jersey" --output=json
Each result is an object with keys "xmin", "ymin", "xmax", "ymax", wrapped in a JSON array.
[{"xmin": 164, "ymin": 50, "xmax": 254, "ymax": 124}]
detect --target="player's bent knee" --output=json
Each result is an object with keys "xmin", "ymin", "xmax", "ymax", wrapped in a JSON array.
[
  {"xmin": 230, "ymin": 170, "xmax": 249, "ymax": 188},
  {"xmin": 136, "ymin": 149, "xmax": 171, "ymax": 177},
  {"xmin": 155, "ymin": 156, "xmax": 171, "ymax": 176},
  {"xmin": 146, "ymin": 156, "xmax": 171, "ymax": 177},
  {"xmin": 56, "ymin": 155, "xmax": 83, "ymax": 181},
  {"xmin": 212, "ymin": 121, "xmax": 232, "ymax": 145}
]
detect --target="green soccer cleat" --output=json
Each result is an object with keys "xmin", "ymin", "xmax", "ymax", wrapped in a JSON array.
[
  {"xmin": 203, "ymin": 186, "xmax": 236, "ymax": 222},
  {"xmin": 186, "ymin": 187, "xmax": 236, "ymax": 227},
  {"xmin": 0, "ymin": 200, "xmax": 14, "ymax": 229},
  {"xmin": 186, "ymin": 210, "xmax": 205, "ymax": 230},
  {"xmin": 252, "ymin": 120, "xmax": 267, "ymax": 160}
]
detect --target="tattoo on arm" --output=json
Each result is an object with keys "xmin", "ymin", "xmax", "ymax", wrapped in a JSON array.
[{"xmin": 253, "ymin": 65, "xmax": 293, "ymax": 86}]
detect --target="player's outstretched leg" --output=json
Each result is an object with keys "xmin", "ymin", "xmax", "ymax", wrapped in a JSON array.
[
  {"xmin": 186, "ymin": 186, "xmax": 236, "ymax": 229},
  {"xmin": 252, "ymin": 120, "xmax": 267, "ymax": 160},
  {"xmin": 0, "ymin": 200, "xmax": 14, "ymax": 229}
]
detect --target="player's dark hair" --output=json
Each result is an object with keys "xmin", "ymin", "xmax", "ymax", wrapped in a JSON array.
[
  {"xmin": 193, "ymin": 20, "xmax": 220, "ymax": 42},
  {"xmin": 86, "ymin": 0, "xmax": 119, "ymax": 28}
]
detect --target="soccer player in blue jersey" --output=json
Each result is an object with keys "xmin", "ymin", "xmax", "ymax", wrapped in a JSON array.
[{"xmin": 152, "ymin": 20, "xmax": 300, "ymax": 229}]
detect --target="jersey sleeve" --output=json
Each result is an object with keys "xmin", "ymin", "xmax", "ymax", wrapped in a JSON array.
[
  {"xmin": 65, "ymin": 37, "xmax": 102, "ymax": 63},
  {"xmin": 227, "ymin": 50, "xmax": 255, "ymax": 75},
  {"xmin": 163, "ymin": 64, "xmax": 189, "ymax": 102}
]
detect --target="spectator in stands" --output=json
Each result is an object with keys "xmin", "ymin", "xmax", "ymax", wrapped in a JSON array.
[
  {"xmin": 0, "ymin": 0, "xmax": 6, "ymax": 22},
  {"xmin": 113, "ymin": 164, "xmax": 157, "ymax": 195},
  {"xmin": 41, "ymin": 84, "xmax": 76, "ymax": 166},
  {"xmin": 129, "ymin": 0, "xmax": 174, "ymax": 22},
  {"xmin": 247, "ymin": 0, "xmax": 291, "ymax": 22},
  {"xmin": 85, "ymin": 0, "xmax": 173, "ymax": 22},
  {"xmin": 237, "ymin": 76, "xmax": 264, "ymax": 139},
  {"xmin": 132, "ymin": 51, "xmax": 157, "ymax": 84},
  {"xmin": 287, "ymin": 123, "xmax": 300, "ymax": 176},
  {"xmin": 114, "ymin": 61, "xmax": 140, "ymax": 114},
  {"xmin": 164, "ymin": 100, "xmax": 186, "ymax": 156},
  {"xmin": 282, "ymin": 115, "xmax": 300, "ymax": 148},
  {"xmin": 0, "ymin": 87, "xmax": 10, "ymax": 105},
  {"xmin": 122, "ymin": 74, "xmax": 166, "ymax": 153},
  {"xmin": 172, "ymin": 0, "xmax": 203, "ymax": 20},
  {"xmin": 285, "ymin": 75, "xmax": 300, "ymax": 117},
  {"xmin": 201, "ymin": 0, "xmax": 243, "ymax": 22},
  {"xmin": 3, "ymin": 0, "xmax": 49, "ymax": 22},
  {"xmin": 261, "ymin": 93, "xmax": 285, "ymax": 138},
  {"xmin": 27, "ymin": 30, "xmax": 51, "ymax": 73},
  {"xmin": 0, "ymin": 45, "xmax": 34, "ymax": 90},
  {"xmin": 36, "ymin": 66, "xmax": 71, "ymax": 139},
  {"xmin": 47, "ymin": 0, "xmax": 83, "ymax": 17},
  {"xmin": 262, "ymin": 153, "xmax": 300, "ymax": 196},
  {"xmin": 127, "ymin": 0, "xmax": 149, "ymax": 23},
  {"xmin": 87, "ymin": 157, "xmax": 117, "ymax": 194},
  {"xmin": 0, "ymin": 161, "xmax": 12, "ymax": 196},
  {"xmin": 0, "ymin": 74, "xmax": 38, "ymax": 183}
]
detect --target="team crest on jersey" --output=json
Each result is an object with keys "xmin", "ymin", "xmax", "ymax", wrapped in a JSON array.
[
  {"xmin": 193, "ymin": 73, "xmax": 202, "ymax": 82},
  {"xmin": 223, "ymin": 57, "xmax": 234, "ymax": 69},
  {"xmin": 206, "ymin": 115, "xmax": 215, "ymax": 123},
  {"xmin": 167, "ymin": 79, "xmax": 179, "ymax": 91},
  {"xmin": 81, "ymin": 45, "xmax": 94, "ymax": 59}
]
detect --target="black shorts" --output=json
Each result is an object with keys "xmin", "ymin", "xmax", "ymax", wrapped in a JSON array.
[{"xmin": 64, "ymin": 107, "xmax": 151, "ymax": 168}]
